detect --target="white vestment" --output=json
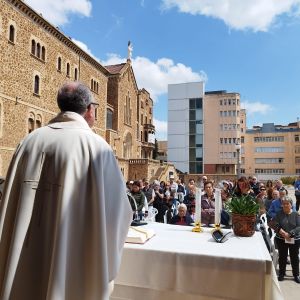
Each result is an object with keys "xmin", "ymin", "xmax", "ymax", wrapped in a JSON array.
[{"xmin": 0, "ymin": 112, "xmax": 132, "ymax": 300}]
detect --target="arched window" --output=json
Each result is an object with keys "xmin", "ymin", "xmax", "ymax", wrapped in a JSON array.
[
  {"xmin": 57, "ymin": 57, "xmax": 62, "ymax": 71},
  {"xmin": 91, "ymin": 79, "xmax": 93, "ymax": 89},
  {"xmin": 36, "ymin": 43, "xmax": 41, "ymax": 58},
  {"xmin": 66, "ymin": 63, "xmax": 70, "ymax": 76},
  {"xmin": 96, "ymin": 82, "xmax": 99, "ymax": 93},
  {"xmin": 28, "ymin": 117, "xmax": 34, "ymax": 133},
  {"xmin": 106, "ymin": 109, "xmax": 113, "ymax": 129},
  {"xmin": 41, "ymin": 46, "xmax": 45, "ymax": 61},
  {"xmin": 74, "ymin": 68, "xmax": 78, "ymax": 80},
  {"xmin": 36, "ymin": 114, "xmax": 42, "ymax": 128},
  {"xmin": 31, "ymin": 39, "xmax": 36, "ymax": 55},
  {"xmin": 34, "ymin": 75, "xmax": 40, "ymax": 94},
  {"xmin": 9, "ymin": 25, "xmax": 15, "ymax": 43},
  {"xmin": 93, "ymin": 80, "xmax": 96, "ymax": 92}
]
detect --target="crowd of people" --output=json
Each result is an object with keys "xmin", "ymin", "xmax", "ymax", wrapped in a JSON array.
[{"xmin": 126, "ymin": 175, "xmax": 300, "ymax": 284}]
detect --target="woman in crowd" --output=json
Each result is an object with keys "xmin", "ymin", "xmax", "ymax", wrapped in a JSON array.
[
  {"xmin": 221, "ymin": 180, "xmax": 231, "ymax": 202},
  {"xmin": 233, "ymin": 176, "xmax": 255, "ymax": 198},
  {"xmin": 169, "ymin": 203, "xmax": 193, "ymax": 226},
  {"xmin": 201, "ymin": 180, "xmax": 216, "ymax": 226},
  {"xmin": 270, "ymin": 197, "xmax": 300, "ymax": 283}
]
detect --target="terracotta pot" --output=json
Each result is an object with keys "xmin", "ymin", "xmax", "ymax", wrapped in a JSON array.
[{"xmin": 231, "ymin": 213, "xmax": 256, "ymax": 237}]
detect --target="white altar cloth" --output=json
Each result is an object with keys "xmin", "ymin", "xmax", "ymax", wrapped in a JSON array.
[{"xmin": 111, "ymin": 223, "xmax": 283, "ymax": 300}]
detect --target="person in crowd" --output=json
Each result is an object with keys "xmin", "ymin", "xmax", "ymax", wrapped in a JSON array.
[
  {"xmin": 233, "ymin": 176, "xmax": 255, "ymax": 198},
  {"xmin": 270, "ymin": 197, "xmax": 300, "ymax": 283},
  {"xmin": 183, "ymin": 185, "xmax": 196, "ymax": 217},
  {"xmin": 0, "ymin": 82, "xmax": 132, "ymax": 299},
  {"xmin": 201, "ymin": 175, "xmax": 208, "ymax": 188},
  {"xmin": 160, "ymin": 180, "xmax": 166, "ymax": 191},
  {"xmin": 153, "ymin": 180, "xmax": 167, "ymax": 222},
  {"xmin": 186, "ymin": 178, "xmax": 195, "ymax": 195},
  {"xmin": 294, "ymin": 175, "xmax": 300, "ymax": 212},
  {"xmin": 266, "ymin": 180, "xmax": 273, "ymax": 189},
  {"xmin": 249, "ymin": 176, "xmax": 260, "ymax": 196},
  {"xmin": 264, "ymin": 188, "xmax": 276, "ymax": 216},
  {"xmin": 169, "ymin": 203, "xmax": 194, "ymax": 226},
  {"xmin": 221, "ymin": 180, "xmax": 231, "ymax": 202},
  {"xmin": 201, "ymin": 180, "xmax": 216, "ymax": 226},
  {"xmin": 274, "ymin": 180, "xmax": 288, "ymax": 194},
  {"xmin": 177, "ymin": 178, "xmax": 186, "ymax": 202},
  {"xmin": 256, "ymin": 185, "xmax": 268, "ymax": 215},
  {"xmin": 128, "ymin": 181, "xmax": 146, "ymax": 219},
  {"xmin": 143, "ymin": 179, "xmax": 155, "ymax": 207}
]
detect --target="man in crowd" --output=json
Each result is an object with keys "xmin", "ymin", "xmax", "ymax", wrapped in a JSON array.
[{"xmin": 0, "ymin": 82, "xmax": 132, "ymax": 300}]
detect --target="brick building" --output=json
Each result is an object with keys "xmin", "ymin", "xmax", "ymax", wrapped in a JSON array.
[{"xmin": 0, "ymin": 0, "xmax": 176, "ymax": 182}]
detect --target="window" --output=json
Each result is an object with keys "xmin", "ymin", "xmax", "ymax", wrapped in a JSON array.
[
  {"xmin": 41, "ymin": 46, "xmax": 45, "ymax": 61},
  {"xmin": 255, "ymin": 147, "xmax": 284, "ymax": 153},
  {"xmin": 255, "ymin": 169, "xmax": 284, "ymax": 174},
  {"xmin": 90, "ymin": 78, "xmax": 99, "ymax": 93},
  {"xmin": 34, "ymin": 75, "xmax": 40, "ymax": 95},
  {"xmin": 106, "ymin": 109, "xmax": 113, "ymax": 129},
  {"xmin": 9, "ymin": 25, "xmax": 15, "ymax": 43},
  {"xmin": 36, "ymin": 43, "xmax": 41, "ymax": 58},
  {"xmin": 295, "ymin": 135, "xmax": 299, "ymax": 142},
  {"xmin": 66, "ymin": 63, "xmax": 70, "ymax": 77},
  {"xmin": 74, "ymin": 68, "xmax": 78, "ymax": 80},
  {"xmin": 91, "ymin": 79, "xmax": 93, "ymax": 89},
  {"xmin": 31, "ymin": 40, "xmax": 36, "ymax": 55},
  {"xmin": 296, "ymin": 169, "xmax": 300, "ymax": 174},
  {"xmin": 36, "ymin": 114, "xmax": 42, "ymax": 128},
  {"xmin": 296, "ymin": 157, "xmax": 300, "ymax": 164},
  {"xmin": 28, "ymin": 117, "xmax": 34, "ymax": 133},
  {"xmin": 255, "ymin": 158, "xmax": 284, "ymax": 164},
  {"xmin": 124, "ymin": 93, "xmax": 131, "ymax": 125},
  {"xmin": 57, "ymin": 57, "xmax": 62, "ymax": 71},
  {"xmin": 254, "ymin": 136, "xmax": 284, "ymax": 142},
  {"xmin": 220, "ymin": 100, "xmax": 223, "ymax": 105}
]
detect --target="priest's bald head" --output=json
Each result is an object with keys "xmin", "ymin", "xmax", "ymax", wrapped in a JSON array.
[{"xmin": 57, "ymin": 81, "xmax": 99, "ymax": 127}]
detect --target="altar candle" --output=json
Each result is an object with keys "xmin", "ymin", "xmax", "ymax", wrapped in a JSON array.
[
  {"xmin": 214, "ymin": 188, "xmax": 221, "ymax": 225},
  {"xmin": 195, "ymin": 187, "xmax": 201, "ymax": 224}
]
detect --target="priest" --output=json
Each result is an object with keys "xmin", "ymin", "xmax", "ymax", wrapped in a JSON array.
[{"xmin": 0, "ymin": 82, "xmax": 132, "ymax": 300}]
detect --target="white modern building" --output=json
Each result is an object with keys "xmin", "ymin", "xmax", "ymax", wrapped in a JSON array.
[{"xmin": 168, "ymin": 82, "xmax": 205, "ymax": 173}]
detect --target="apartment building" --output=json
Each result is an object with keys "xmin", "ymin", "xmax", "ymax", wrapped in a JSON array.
[
  {"xmin": 204, "ymin": 91, "xmax": 243, "ymax": 175},
  {"xmin": 244, "ymin": 122, "xmax": 300, "ymax": 179}
]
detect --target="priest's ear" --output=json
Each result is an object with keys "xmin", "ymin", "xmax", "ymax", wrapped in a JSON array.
[{"xmin": 84, "ymin": 103, "xmax": 96, "ymax": 127}]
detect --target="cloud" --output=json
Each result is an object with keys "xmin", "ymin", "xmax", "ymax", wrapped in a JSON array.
[
  {"xmin": 71, "ymin": 38, "xmax": 100, "ymax": 61},
  {"xmin": 241, "ymin": 101, "xmax": 272, "ymax": 115},
  {"xmin": 24, "ymin": 0, "xmax": 92, "ymax": 26},
  {"xmin": 161, "ymin": 0, "xmax": 300, "ymax": 32},
  {"xmin": 102, "ymin": 54, "xmax": 207, "ymax": 101},
  {"xmin": 153, "ymin": 118, "xmax": 168, "ymax": 140}
]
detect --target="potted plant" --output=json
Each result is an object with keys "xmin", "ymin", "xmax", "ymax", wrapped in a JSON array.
[{"xmin": 225, "ymin": 194, "xmax": 259, "ymax": 237}]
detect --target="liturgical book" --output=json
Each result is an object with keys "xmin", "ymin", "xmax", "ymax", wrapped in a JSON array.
[{"xmin": 126, "ymin": 226, "xmax": 155, "ymax": 244}]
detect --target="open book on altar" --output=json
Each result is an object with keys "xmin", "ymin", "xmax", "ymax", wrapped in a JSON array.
[{"xmin": 126, "ymin": 226, "xmax": 155, "ymax": 244}]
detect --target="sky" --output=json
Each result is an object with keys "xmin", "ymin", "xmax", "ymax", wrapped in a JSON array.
[{"xmin": 25, "ymin": 0, "xmax": 300, "ymax": 140}]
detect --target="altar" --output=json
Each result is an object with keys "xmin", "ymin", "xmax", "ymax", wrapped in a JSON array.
[{"xmin": 110, "ymin": 222, "xmax": 283, "ymax": 300}]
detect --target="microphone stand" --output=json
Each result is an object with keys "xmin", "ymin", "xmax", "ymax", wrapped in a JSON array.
[{"xmin": 127, "ymin": 192, "xmax": 147, "ymax": 226}]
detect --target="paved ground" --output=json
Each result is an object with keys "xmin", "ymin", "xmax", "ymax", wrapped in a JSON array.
[{"xmin": 277, "ymin": 186, "xmax": 300, "ymax": 299}]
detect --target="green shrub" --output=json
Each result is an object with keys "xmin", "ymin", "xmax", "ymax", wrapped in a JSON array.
[{"xmin": 281, "ymin": 176, "xmax": 296, "ymax": 186}]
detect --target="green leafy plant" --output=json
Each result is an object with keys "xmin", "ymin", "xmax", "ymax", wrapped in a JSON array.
[{"xmin": 225, "ymin": 194, "xmax": 259, "ymax": 215}]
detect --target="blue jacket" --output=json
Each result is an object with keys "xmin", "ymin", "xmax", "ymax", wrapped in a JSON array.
[{"xmin": 267, "ymin": 198, "xmax": 296, "ymax": 219}]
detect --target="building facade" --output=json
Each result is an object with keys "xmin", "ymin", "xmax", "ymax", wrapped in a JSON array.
[
  {"xmin": 167, "ymin": 82, "xmax": 299, "ymax": 179},
  {"xmin": 168, "ymin": 82, "xmax": 205, "ymax": 174},
  {"xmin": 243, "ymin": 122, "xmax": 300, "ymax": 179},
  {"xmin": 203, "ymin": 91, "xmax": 243, "ymax": 175},
  {"xmin": 0, "ymin": 0, "xmax": 176, "ymax": 181}
]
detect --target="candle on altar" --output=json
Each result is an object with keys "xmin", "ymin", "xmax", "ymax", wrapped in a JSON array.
[
  {"xmin": 195, "ymin": 187, "xmax": 201, "ymax": 224},
  {"xmin": 214, "ymin": 188, "xmax": 221, "ymax": 225}
]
